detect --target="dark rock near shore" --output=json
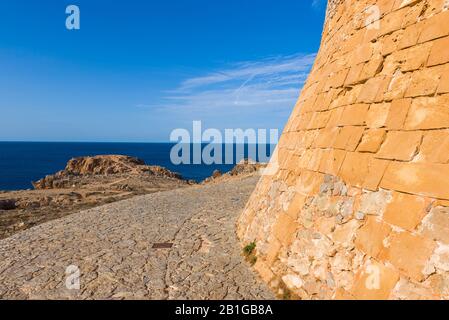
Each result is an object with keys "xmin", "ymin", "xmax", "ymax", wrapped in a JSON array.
[
  {"xmin": 0, "ymin": 199, "xmax": 16, "ymax": 211},
  {"xmin": 212, "ymin": 170, "xmax": 222, "ymax": 179}
]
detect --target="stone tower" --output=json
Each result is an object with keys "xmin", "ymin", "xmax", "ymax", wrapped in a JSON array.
[{"xmin": 238, "ymin": 0, "xmax": 449, "ymax": 299}]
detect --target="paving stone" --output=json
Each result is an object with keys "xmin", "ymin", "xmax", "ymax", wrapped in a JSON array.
[{"xmin": 0, "ymin": 176, "xmax": 274, "ymax": 300}]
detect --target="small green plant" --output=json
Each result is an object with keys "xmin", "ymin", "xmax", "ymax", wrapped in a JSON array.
[
  {"xmin": 243, "ymin": 241, "xmax": 257, "ymax": 266},
  {"xmin": 243, "ymin": 242, "xmax": 256, "ymax": 256}
]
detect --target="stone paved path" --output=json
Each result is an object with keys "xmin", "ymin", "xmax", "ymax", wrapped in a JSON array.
[{"xmin": 0, "ymin": 176, "xmax": 274, "ymax": 300}]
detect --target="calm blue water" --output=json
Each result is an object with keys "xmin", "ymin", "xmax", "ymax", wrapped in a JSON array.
[{"xmin": 0, "ymin": 142, "xmax": 275, "ymax": 191}]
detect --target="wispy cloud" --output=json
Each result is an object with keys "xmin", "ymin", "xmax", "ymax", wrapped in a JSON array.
[
  {"xmin": 311, "ymin": 0, "xmax": 325, "ymax": 9},
  {"xmin": 148, "ymin": 53, "xmax": 316, "ymax": 115}
]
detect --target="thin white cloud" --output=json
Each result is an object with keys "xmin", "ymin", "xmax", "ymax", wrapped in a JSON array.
[
  {"xmin": 312, "ymin": 0, "xmax": 324, "ymax": 9},
  {"xmin": 146, "ymin": 53, "xmax": 316, "ymax": 115},
  {"xmin": 179, "ymin": 53, "xmax": 316, "ymax": 90}
]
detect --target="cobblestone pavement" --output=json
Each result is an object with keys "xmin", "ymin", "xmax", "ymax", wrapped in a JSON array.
[{"xmin": 0, "ymin": 176, "xmax": 274, "ymax": 300}]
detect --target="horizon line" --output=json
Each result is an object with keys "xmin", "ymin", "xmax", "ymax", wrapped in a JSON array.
[{"xmin": 0, "ymin": 140, "xmax": 278, "ymax": 145}]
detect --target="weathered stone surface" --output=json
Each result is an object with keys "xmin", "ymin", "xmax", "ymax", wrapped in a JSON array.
[
  {"xmin": 351, "ymin": 260, "xmax": 399, "ymax": 300},
  {"xmin": 383, "ymin": 192, "xmax": 429, "ymax": 231},
  {"xmin": 380, "ymin": 232, "xmax": 436, "ymax": 282},
  {"xmin": 376, "ymin": 131, "xmax": 422, "ymax": 161},
  {"xmin": 238, "ymin": 0, "xmax": 449, "ymax": 300},
  {"xmin": 420, "ymin": 207, "xmax": 449, "ymax": 244},
  {"xmin": 404, "ymin": 95, "xmax": 449, "ymax": 130},
  {"xmin": 381, "ymin": 162, "xmax": 449, "ymax": 200},
  {"xmin": 417, "ymin": 130, "xmax": 449, "ymax": 164},
  {"xmin": 0, "ymin": 176, "xmax": 274, "ymax": 300},
  {"xmin": 357, "ymin": 129, "xmax": 386, "ymax": 153},
  {"xmin": 428, "ymin": 36, "xmax": 449, "ymax": 66},
  {"xmin": 391, "ymin": 277, "xmax": 439, "ymax": 300},
  {"xmin": 355, "ymin": 217, "xmax": 391, "ymax": 258}
]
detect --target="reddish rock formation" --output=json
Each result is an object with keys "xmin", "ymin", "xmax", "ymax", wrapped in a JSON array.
[
  {"xmin": 238, "ymin": 0, "xmax": 449, "ymax": 300},
  {"xmin": 0, "ymin": 155, "xmax": 190, "ymax": 240},
  {"xmin": 202, "ymin": 159, "xmax": 267, "ymax": 184},
  {"xmin": 33, "ymin": 155, "xmax": 182, "ymax": 190}
]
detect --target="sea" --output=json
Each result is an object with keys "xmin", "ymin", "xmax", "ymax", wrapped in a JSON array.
[{"xmin": 0, "ymin": 142, "xmax": 276, "ymax": 191}]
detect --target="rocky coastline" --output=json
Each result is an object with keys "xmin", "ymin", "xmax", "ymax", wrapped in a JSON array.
[{"xmin": 0, "ymin": 155, "xmax": 265, "ymax": 240}]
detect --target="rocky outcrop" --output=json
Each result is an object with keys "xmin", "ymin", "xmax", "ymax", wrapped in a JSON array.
[
  {"xmin": 64, "ymin": 155, "xmax": 145, "ymax": 175},
  {"xmin": 33, "ymin": 155, "xmax": 182, "ymax": 190},
  {"xmin": 0, "ymin": 155, "xmax": 190, "ymax": 240},
  {"xmin": 203, "ymin": 159, "xmax": 267, "ymax": 183},
  {"xmin": 238, "ymin": 0, "xmax": 449, "ymax": 300},
  {"xmin": 0, "ymin": 155, "xmax": 265, "ymax": 241}
]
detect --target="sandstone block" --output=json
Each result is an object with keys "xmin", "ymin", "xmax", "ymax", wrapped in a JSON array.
[
  {"xmin": 338, "ymin": 104, "xmax": 369, "ymax": 126},
  {"xmin": 401, "ymin": 42, "xmax": 432, "ymax": 72},
  {"xmin": 405, "ymin": 65, "xmax": 443, "ymax": 97},
  {"xmin": 314, "ymin": 127, "xmax": 340, "ymax": 148},
  {"xmin": 381, "ymin": 162, "xmax": 449, "ymax": 200},
  {"xmin": 380, "ymin": 231, "xmax": 436, "ymax": 281},
  {"xmin": 273, "ymin": 213, "xmax": 298, "ymax": 246},
  {"xmin": 400, "ymin": 1, "xmax": 426, "ymax": 26},
  {"xmin": 265, "ymin": 238, "xmax": 282, "ymax": 265},
  {"xmin": 379, "ymin": 8, "xmax": 405, "ymax": 36},
  {"xmin": 326, "ymin": 107, "xmax": 344, "ymax": 127},
  {"xmin": 295, "ymin": 170, "xmax": 323, "ymax": 196},
  {"xmin": 308, "ymin": 111, "xmax": 331, "ymax": 129},
  {"xmin": 339, "ymin": 152, "xmax": 371, "ymax": 188},
  {"xmin": 385, "ymin": 98, "xmax": 411, "ymax": 130},
  {"xmin": 418, "ymin": 130, "xmax": 449, "ymax": 164},
  {"xmin": 351, "ymin": 43, "xmax": 373, "ymax": 65},
  {"xmin": 331, "ymin": 219, "xmax": 361, "ymax": 247},
  {"xmin": 362, "ymin": 158, "xmax": 389, "ymax": 191},
  {"xmin": 428, "ymin": 36, "xmax": 449, "ymax": 66},
  {"xmin": 359, "ymin": 56, "xmax": 384, "ymax": 82},
  {"xmin": 404, "ymin": 95, "xmax": 449, "ymax": 130},
  {"xmin": 319, "ymin": 149, "xmax": 346, "ymax": 176},
  {"xmin": 384, "ymin": 71, "xmax": 411, "ymax": 100},
  {"xmin": 357, "ymin": 129, "xmax": 386, "ymax": 153},
  {"xmin": 344, "ymin": 63, "xmax": 364, "ymax": 86},
  {"xmin": 398, "ymin": 22, "xmax": 422, "ymax": 49},
  {"xmin": 286, "ymin": 193, "xmax": 307, "ymax": 220},
  {"xmin": 376, "ymin": 131, "xmax": 422, "ymax": 161},
  {"xmin": 421, "ymin": 207, "xmax": 449, "ymax": 245},
  {"xmin": 357, "ymin": 77, "xmax": 387, "ymax": 103},
  {"xmin": 381, "ymin": 30, "xmax": 404, "ymax": 56},
  {"xmin": 418, "ymin": 10, "xmax": 449, "ymax": 43},
  {"xmin": 383, "ymin": 192, "xmax": 429, "ymax": 231},
  {"xmin": 315, "ymin": 216, "xmax": 337, "ymax": 235},
  {"xmin": 391, "ymin": 277, "xmax": 440, "ymax": 300},
  {"xmin": 438, "ymin": 65, "xmax": 449, "ymax": 93},
  {"xmin": 351, "ymin": 260, "xmax": 399, "ymax": 300},
  {"xmin": 366, "ymin": 103, "xmax": 390, "ymax": 128},
  {"xmin": 355, "ymin": 217, "xmax": 392, "ymax": 258},
  {"xmin": 333, "ymin": 126, "xmax": 365, "ymax": 151}
]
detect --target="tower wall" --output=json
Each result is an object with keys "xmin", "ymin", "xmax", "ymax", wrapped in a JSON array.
[{"xmin": 238, "ymin": 0, "xmax": 449, "ymax": 300}]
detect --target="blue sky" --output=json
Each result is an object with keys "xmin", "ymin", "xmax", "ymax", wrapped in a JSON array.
[{"xmin": 0, "ymin": 0, "xmax": 327, "ymax": 142}]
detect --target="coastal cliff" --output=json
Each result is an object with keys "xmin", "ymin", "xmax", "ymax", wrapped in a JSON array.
[
  {"xmin": 238, "ymin": 0, "xmax": 449, "ymax": 299},
  {"xmin": 0, "ymin": 155, "xmax": 191, "ymax": 239},
  {"xmin": 0, "ymin": 155, "xmax": 265, "ymax": 240}
]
